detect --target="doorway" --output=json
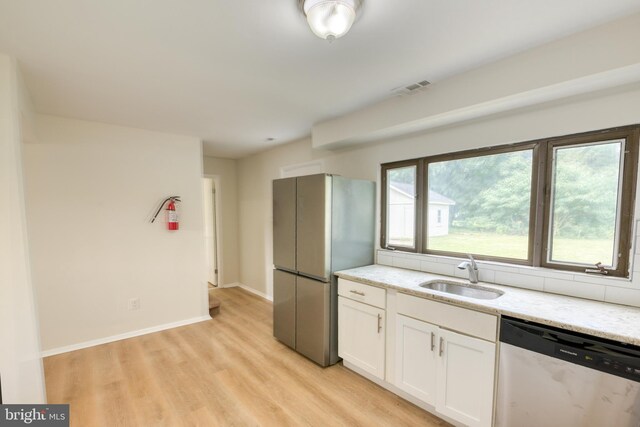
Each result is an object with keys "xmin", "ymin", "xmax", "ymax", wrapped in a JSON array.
[{"xmin": 203, "ymin": 177, "xmax": 219, "ymax": 287}]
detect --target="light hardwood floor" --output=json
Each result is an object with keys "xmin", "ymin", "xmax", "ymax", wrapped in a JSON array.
[{"xmin": 45, "ymin": 287, "xmax": 450, "ymax": 427}]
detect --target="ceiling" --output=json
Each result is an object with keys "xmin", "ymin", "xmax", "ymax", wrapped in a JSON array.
[{"xmin": 1, "ymin": 1, "xmax": 640, "ymax": 158}]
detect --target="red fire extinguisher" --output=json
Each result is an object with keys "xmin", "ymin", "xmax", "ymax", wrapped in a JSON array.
[
  {"xmin": 166, "ymin": 199, "xmax": 179, "ymax": 231},
  {"xmin": 151, "ymin": 196, "xmax": 181, "ymax": 231}
]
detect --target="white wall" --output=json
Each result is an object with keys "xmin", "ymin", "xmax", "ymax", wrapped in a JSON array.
[
  {"xmin": 313, "ymin": 13, "xmax": 640, "ymax": 149},
  {"xmin": 24, "ymin": 115, "xmax": 208, "ymax": 353},
  {"xmin": 237, "ymin": 83, "xmax": 640, "ymax": 303},
  {"xmin": 203, "ymin": 156, "xmax": 239, "ymax": 285},
  {"xmin": 0, "ymin": 54, "xmax": 46, "ymax": 403}
]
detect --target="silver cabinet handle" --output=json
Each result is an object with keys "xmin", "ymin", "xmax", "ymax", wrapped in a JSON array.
[
  {"xmin": 431, "ymin": 332, "xmax": 435, "ymax": 352},
  {"xmin": 350, "ymin": 290, "xmax": 365, "ymax": 296},
  {"xmin": 439, "ymin": 337, "xmax": 444, "ymax": 357},
  {"xmin": 377, "ymin": 313, "xmax": 382, "ymax": 333}
]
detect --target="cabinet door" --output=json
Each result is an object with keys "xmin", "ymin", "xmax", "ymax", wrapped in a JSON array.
[
  {"xmin": 395, "ymin": 315, "xmax": 438, "ymax": 405},
  {"xmin": 436, "ymin": 329, "xmax": 496, "ymax": 427},
  {"xmin": 338, "ymin": 296, "xmax": 385, "ymax": 379}
]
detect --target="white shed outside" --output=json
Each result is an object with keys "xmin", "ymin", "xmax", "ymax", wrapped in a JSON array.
[
  {"xmin": 427, "ymin": 190, "xmax": 456, "ymax": 237},
  {"xmin": 388, "ymin": 183, "xmax": 455, "ymax": 243}
]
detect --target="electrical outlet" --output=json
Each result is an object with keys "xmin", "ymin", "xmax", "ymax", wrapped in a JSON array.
[{"xmin": 128, "ymin": 298, "xmax": 141, "ymax": 311}]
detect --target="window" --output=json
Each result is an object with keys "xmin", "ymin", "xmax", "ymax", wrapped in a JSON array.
[
  {"xmin": 381, "ymin": 126, "xmax": 639, "ymax": 277},
  {"xmin": 426, "ymin": 148, "xmax": 534, "ymax": 261},
  {"xmin": 382, "ymin": 162, "xmax": 420, "ymax": 250}
]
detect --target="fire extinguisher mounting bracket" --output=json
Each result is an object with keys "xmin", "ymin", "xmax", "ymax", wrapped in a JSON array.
[{"xmin": 151, "ymin": 196, "xmax": 181, "ymax": 224}]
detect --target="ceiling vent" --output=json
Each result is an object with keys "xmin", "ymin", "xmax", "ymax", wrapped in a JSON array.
[{"xmin": 391, "ymin": 79, "xmax": 431, "ymax": 97}]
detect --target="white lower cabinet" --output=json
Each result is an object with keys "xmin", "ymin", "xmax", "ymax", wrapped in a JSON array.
[
  {"xmin": 338, "ymin": 296, "xmax": 385, "ymax": 379},
  {"xmin": 338, "ymin": 279, "xmax": 497, "ymax": 427},
  {"xmin": 396, "ymin": 314, "xmax": 496, "ymax": 427}
]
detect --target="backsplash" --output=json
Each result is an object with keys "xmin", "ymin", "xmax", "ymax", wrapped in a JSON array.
[{"xmin": 376, "ymin": 221, "xmax": 640, "ymax": 307}]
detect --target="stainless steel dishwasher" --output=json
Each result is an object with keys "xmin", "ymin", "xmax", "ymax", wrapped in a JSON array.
[{"xmin": 496, "ymin": 316, "xmax": 640, "ymax": 427}]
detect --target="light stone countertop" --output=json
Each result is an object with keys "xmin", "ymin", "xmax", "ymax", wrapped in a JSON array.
[{"xmin": 335, "ymin": 264, "xmax": 640, "ymax": 346}]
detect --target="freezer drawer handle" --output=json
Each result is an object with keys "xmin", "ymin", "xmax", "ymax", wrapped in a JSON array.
[
  {"xmin": 439, "ymin": 337, "xmax": 444, "ymax": 356},
  {"xmin": 350, "ymin": 290, "xmax": 365, "ymax": 296},
  {"xmin": 431, "ymin": 332, "xmax": 435, "ymax": 352},
  {"xmin": 377, "ymin": 314, "xmax": 382, "ymax": 333}
]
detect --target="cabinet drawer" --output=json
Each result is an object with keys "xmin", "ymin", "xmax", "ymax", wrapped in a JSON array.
[
  {"xmin": 338, "ymin": 279, "xmax": 386, "ymax": 309},
  {"xmin": 397, "ymin": 293, "xmax": 497, "ymax": 342}
]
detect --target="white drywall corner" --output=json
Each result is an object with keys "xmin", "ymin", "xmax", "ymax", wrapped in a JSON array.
[{"xmin": 0, "ymin": 54, "xmax": 46, "ymax": 403}]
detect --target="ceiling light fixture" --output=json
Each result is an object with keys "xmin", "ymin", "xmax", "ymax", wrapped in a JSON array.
[{"xmin": 301, "ymin": 0, "xmax": 362, "ymax": 41}]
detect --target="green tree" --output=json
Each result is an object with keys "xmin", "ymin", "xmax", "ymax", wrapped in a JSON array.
[
  {"xmin": 427, "ymin": 142, "xmax": 620, "ymax": 240},
  {"xmin": 551, "ymin": 143, "xmax": 619, "ymax": 239},
  {"xmin": 429, "ymin": 150, "xmax": 532, "ymax": 234}
]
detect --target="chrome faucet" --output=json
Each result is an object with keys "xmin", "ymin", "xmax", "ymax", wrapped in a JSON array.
[{"xmin": 457, "ymin": 255, "xmax": 479, "ymax": 284}]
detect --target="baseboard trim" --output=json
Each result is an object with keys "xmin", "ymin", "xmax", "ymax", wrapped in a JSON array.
[
  {"xmin": 41, "ymin": 315, "xmax": 211, "ymax": 358},
  {"xmin": 342, "ymin": 361, "xmax": 462, "ymax": 427},
  {"xmin": 223, "ymin": 282, "xmax": 273, "ymax": 302},
  {"xmin": 220, "ymin": 281, "xmax": 241, "ymax": 288}
]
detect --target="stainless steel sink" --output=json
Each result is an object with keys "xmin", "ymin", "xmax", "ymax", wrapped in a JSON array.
[{"xmin": 419, "ymin": 281, "xmax": 504, "ymax": 300}]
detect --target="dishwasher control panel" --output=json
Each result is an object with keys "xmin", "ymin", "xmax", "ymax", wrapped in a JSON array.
[{"xmin": 502, "ymin": 316, "xmax": 640, "ymax": 382}]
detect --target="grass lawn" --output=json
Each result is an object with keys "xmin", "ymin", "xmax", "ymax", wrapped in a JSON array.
[{"xmin": 429, "ymin": 231, "xmax": 613, "ymax": 265}]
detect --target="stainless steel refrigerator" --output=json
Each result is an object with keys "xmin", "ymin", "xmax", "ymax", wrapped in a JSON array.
[{"xmin": 272, "ymin": 174, "xmax": 375, "ymax": 366}]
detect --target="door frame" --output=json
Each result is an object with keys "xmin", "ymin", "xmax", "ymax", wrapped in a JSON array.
[{"xmin": 203, "ymin": 174, "xmax": 223, "ymax": 287}]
